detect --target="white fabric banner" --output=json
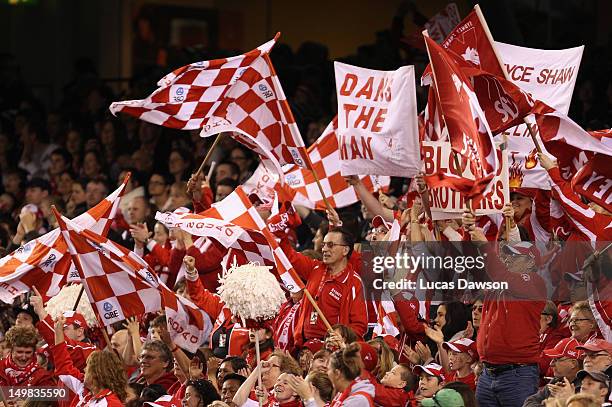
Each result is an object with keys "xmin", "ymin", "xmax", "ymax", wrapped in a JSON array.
[
  {"xmin": 422, "ymin": 141, "xmax": 509, "ymax": 215},
  {"xmin": 334, "ymin": 62, "xmax": 421, "ymax": 177},
  {"xmin": 495, "ymin": 41, "xmax": 584, "ymax": 139}
]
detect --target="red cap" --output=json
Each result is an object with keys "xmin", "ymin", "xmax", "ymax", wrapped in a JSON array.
[
  {"xmin": 442, "ymin": 338, "xmax": 478, "ymax": 361},
  {"xmin": 357, "ymin": 342, "xmax": 378, "ymax": 372},
  {"xmin": 543, "ymin": 338, "xmax": 582, "ymax": 359},
  {"xmin": 413, "ymin": 363, "xmax": 445, "ymax": 381},
  {"xmin": 576, "ymin": 338, "xmax": 612, "ymax": 354},
  {"xmin": 303, "ymin": 339, "xmax": 324, "ymax": 354},
  {"xmin": 63, "ymin": 311, "xmax": 87, "ymax": 329},
  {"xmin": 381, "ymin": 335, "xmax": 400, "ymax": 354},
  {"xmin": 372, "ymin": 215, "xmax": 392, "ymax": 231}
]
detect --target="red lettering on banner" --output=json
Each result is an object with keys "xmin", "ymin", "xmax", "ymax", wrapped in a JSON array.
[
  {"xmin": 342, "ymin": 135, "xmax": 374, "ymax": 160},
  {"xmin": 339, "ymin": 74, "xmax": 358, "ymax": 96},
  {"xmin": 354, "ymin": 107, "xmax": 375, "ymax": 129},
  {"xmin": 343, "ymin": 103, "xmax": 358, "ymax": 125},
  {"xmin": 422, "ymin": 145, "xmax": 435, "ymax": 174},
  {"xmin": 340, "ymin": 135, "xmax": 348, "ymax": 160},
  {"xmin": 355, "ymin": 77, "xmax": 374, "ymax": 99},
  {"xmin": 344, "ymin": 105, "xmax": 388, "ymax": 132},
  {"xmin": 374, "ymin": 78, "xmax": 386, "ymax": 101},
  {"xmin": 371, "ymin": 108, "xmax": 387, "ymax": 132},
  {"xmin": 536, "ymin": 67, "xmax": 575, "ymax": 85},
  {"xmin": 505, "ymin": 64, "xmax": 535, "ymax": 83}
]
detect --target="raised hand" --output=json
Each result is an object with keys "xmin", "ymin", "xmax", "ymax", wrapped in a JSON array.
[
  {"xmin": 30, "ymin": 286, "xmax": 48, "ymax": 320},
  {"xmin": 189, "ymin": 356, "xmax": 204, "ymax": 380}
]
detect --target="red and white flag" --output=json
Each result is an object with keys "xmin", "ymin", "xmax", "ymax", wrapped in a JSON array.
[
  {"xmin": 110, "ymin": 34, "xmax": 309, "ymax": 174},
  {"xmin": 281, "ymin": 119, "xmax": 390, "ymax": 210},
  {"xmin": 423, "ymin": 8, "xmax": 505, "ymax": 83},
  {"xmin": 372, "ymin": 295, "xmax": 401, "ymax": 338},
  {"xmin": 536, "ymin": 111, "xmax": 612, "ymax": 181},
  {"xmin": 54, "ymin": 209, "xmax": 211, "ymax": 352},
  {"xmin": 0, "ymin": 175, "xmax": 130, "ymax": 303},
  {"xmin": 571, "ymin": 154, "xmax": 612, "ymax": 214},
  {"xmin": 154, "ymin": 209, "xmax": 277, "ymax": 272},
  {"xmin": 423, "ymin": 36, "xmax": 498, "ymax": 204},
  {"xmin": 204, "ymin": 187, "xmax": 305, "ymax": 293}
]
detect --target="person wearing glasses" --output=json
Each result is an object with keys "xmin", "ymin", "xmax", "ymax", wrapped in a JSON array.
[
  {"xmin": 463, "ymin": 215, "xmax": 547, "ymax": 407},
  {"xmin": 132, "ymin": 340, "xmax": 178, "ymax": 392},
  {"xmin": 576, "ymin": 338, "xmax": 612, "ymax": 379},
  {"xmin": 524, "ymin": 337, "xmax": 584, "ymax": 407},
  {"xmin": 279, "ymin": 227, "xmax": 368, "ymax": 344},
  {"xmin": 568, "ymin": 301, "xmax": 598, "ymax": 344}
]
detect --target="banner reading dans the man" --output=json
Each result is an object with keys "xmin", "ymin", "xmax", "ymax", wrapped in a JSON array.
[{"xmin": 334, "ymin": 62, "xmax": 421, "ymax": 177}]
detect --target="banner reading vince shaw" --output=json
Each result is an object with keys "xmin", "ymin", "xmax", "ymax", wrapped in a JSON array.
[
  {"xmin": 422, "ymin": 141, "xmax": 509, "ymax": 215},
  {"xmin": 334, "ymin": 62, "xmax": 421, "ymax": 177},
  {"xmin": 496, "ymin": 41, "xmax": 584, "ymax": 138}
]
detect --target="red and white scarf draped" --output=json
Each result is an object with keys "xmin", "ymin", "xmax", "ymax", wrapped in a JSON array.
[
  {"xmin": 1, "ymin": 355, "xmax": 39, "ymax": 386},
  {"xmin": 275, "ymin": 300, "xmax": 301, "ymax": 351}
]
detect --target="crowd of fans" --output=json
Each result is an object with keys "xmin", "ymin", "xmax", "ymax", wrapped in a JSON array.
[{"xmin": 0, "ymin": 2, "xmax": 611, "ymax": 407}]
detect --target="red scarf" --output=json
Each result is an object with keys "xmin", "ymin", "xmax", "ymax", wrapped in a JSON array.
[{"xmin": 1, "ymin": 355, "xmax": 40, "ymax": 386}]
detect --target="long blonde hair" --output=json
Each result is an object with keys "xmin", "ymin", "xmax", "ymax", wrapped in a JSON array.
[
  {"xmin": 85, "ymin": 350, "xmax": 128, "ymax": 401},
  {"xmin": 368, "ymin": 337, "xmax": 395, "ymax": 381}
]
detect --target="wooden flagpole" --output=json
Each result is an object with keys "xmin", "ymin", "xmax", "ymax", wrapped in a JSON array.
[
  {"xmin": 255, "ymin": 331, "xmax": 264, "ymax": 407},
  {"xmin": 473, "ymin": 4, "xmax": 542, "ymax": 154},
  {"xmin": 191, "ymin": 133, "xmax": 223, "ymax": 182},
  {"xmin": 304, "ymin": 289, "xmax": 334, "ymax": 332}
]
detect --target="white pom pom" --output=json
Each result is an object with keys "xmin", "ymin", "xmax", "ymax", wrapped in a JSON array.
[
  {"xmin": 45, "ymin": 284, "xmax": 97, "ymax": 328},
  {"xmin": 217, "ymin": 261, "xmax": 286, "ymax": 322}
]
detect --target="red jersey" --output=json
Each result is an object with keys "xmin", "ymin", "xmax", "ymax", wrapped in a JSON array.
[
  {"xmin": 280, "ymin": 240, "xmax": 368, "ymax": 343},
  {"xmin": 477, "ymin": 246, "xmax": 547, "ymax": 365}
]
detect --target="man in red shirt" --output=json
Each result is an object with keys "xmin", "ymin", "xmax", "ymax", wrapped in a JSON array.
[
  {"xmin": 280, "ymin": 227, "xmax": 368, "ymax": 344},
  {"xmin": 465, "ymin": 217, "xmax": 547, "ymax": 407}
]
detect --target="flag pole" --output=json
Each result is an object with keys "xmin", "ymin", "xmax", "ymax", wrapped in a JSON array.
[
  {"xmin": 473, "ymin": 4, "xmax": 542, "ymax": 154},
  {"xmin": 72, "ymin": 284, "xmax": 85, "ymax": 311},
  {"xmin": 254, "ymin": 330, "xmax": 264, "ymax": 407},
  {"xmin": 191, "ymin": 133, "xmax": 223, "ymax": 182},
  {"xmin": 304, "ymin": 289, "xmax": 334, "ymax": 332}
]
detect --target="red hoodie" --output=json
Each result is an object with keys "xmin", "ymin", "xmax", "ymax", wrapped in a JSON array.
[{"xmin": 477, "ymin": 245, "xmax": 547, "ymax": 365}]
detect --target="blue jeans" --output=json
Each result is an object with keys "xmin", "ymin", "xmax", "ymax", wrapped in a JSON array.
[{"xmin": 476, "ymin": 364, "xmax": 539, "ymax": 407}]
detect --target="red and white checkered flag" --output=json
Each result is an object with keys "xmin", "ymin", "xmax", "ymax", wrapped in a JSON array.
[
  {"xmin": 282, "ymin": 118, "xmax": 389, "ymax": 210},
  {"xmin": 244, "ymin": 118, "xmax": 390, "ymax": 210},
  {"xmin": 53, "ymin": 208, "xmax": 211, "ymax": 352},
  {"xmin": 154, "ymin": 209, "xmax": 277, "ymax": 272},
  {"xmin": 203, "ymin": 186, "xmax": 305, "ymax": 293},
  {"xmin": 109, "ymin": 33, "xmax": 309, "ymax": 173},
  {"xmin": 0, "ymin": 174, "xmax": 130, "ymax": 303}
]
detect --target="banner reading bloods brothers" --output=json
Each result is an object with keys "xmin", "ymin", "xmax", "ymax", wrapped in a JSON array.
[
  {"xmin": 334, "ymin": 62, "xmax": 421, "ymax": 177},
  {"xmin": 422, "ymin": 141, "xmax": 509, "ymax": 216}
]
